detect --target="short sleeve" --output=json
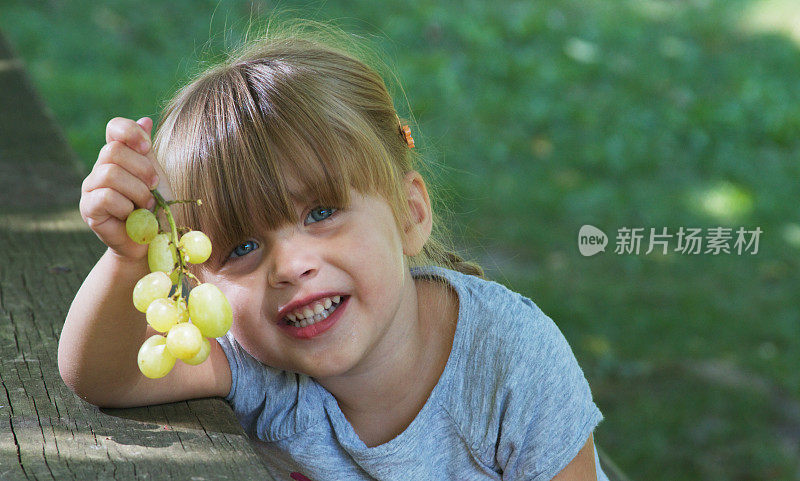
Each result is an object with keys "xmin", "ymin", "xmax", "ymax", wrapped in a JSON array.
[
  {"xmin": 216, "ymin": 332, "xmax": 322, "ymax": 441},
  {"xmin": 495, "ymin": 301, "xmax": 603, "ymax": 480},
  {"xmin": 216, "ymin": 332, "xmax": 271, "ymax": 435},
  {"xmin": 215, "ymin": 332, "xmax": 238, "ymax": 401}
]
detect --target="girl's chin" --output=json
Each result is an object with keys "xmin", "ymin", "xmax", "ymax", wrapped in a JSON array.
[
  {"xmin": 292, "ymin": 344, "xmax": 369, "ymax": 380},
  {"xmin": 291, "ymin": 355, "xmax": 362, "ymax": 381}
]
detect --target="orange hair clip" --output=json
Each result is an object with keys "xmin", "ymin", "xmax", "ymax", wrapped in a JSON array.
[
  {"xmin": 396, "ymin": 115, "xmax": 415, "ymax": 148},
  {"xmin": 400, "ymin": 124, "xmax": 415, "ymax": 149}
]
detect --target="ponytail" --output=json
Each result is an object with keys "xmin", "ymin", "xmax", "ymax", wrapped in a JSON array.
[{"xmin": 416, "ymin": 241, "xmax": 485, "ymax": 278}]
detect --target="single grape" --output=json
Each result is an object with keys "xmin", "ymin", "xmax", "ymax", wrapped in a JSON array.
[
  {"xmin": 179, "ymin": 231, "xmax": 212, "ymax": 264},
  {"xmin": 137, "ymin": 334, "xmax": 176, "ymax": 379},
  {"xmin": 146, "ymin": 298, "xmax": 180, "ymax": 333},
  {"xmin": 182, "ymin": 337, "xmax": 211, "ymax": 365},
  {"xmin": 132, "ymin": 271, "xmax": 172, "ymax": 313},
  {"xmin": 148, "ymin": 233, "xmax": 177, "ymax": 273},
  {"xmin": 188, "ymin": 283, "xmax": 233, "ymax": 338},
  {"xmin": 125, "ymin": 208, "xmax": 158, "ymax": 245},
  {"xmin": 165, "ymin": 322, "xmax": 203, "ymax": 359}
]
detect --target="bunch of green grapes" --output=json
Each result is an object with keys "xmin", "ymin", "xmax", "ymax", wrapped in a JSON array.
[{"xmin": 125, "ymin": 190, "xmax": 232, "ymax": 379}]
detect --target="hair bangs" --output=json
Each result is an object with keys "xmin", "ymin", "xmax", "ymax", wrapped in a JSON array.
[{"xmin": 157, "ymin": 63, "xmax": 399, "ymax": 264}]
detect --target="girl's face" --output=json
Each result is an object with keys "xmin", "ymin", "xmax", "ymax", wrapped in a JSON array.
[{"xmin": 200, "ymin": 183, "xmax": 420, "ymax": 381}]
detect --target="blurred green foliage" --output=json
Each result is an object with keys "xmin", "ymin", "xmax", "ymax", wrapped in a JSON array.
[{"xmin": 2, "ymin": 0, "xmax": 799, "ymax": 479}]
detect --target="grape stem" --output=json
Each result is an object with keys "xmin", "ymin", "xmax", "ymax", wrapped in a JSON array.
[{"xmin": 151, "ymin": 189, "xmax": 191, "ymax": 299}]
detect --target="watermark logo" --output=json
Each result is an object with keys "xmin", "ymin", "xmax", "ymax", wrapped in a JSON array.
[
  {"xmin": 578, "ymin": 225, "xmax": 762, "ymax": 256},
  {"xmin": 578, "ymin": 225, "xmax": 608, "ymax": 256}
]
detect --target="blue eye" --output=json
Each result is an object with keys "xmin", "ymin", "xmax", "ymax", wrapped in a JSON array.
[
  {"xmin": 229, "ymin": 240, "xmax": 259, "ymax": 258},
  {"xmin": 304, "ymin": 207, "xmax": 337, "ymax": 225}
]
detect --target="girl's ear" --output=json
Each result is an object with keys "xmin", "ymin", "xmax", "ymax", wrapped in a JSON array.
[{"xmin": 402, "ymin": 171, "xmax": 433, "ymax": 256}]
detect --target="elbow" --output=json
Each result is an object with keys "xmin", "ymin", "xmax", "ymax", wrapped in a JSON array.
[
  {"xmin": 57, "ymin": 347, "xmax": 90, "ymax": 405},
  {"xmin": 56, "ymin": 322, "xmax": 144, "ymax": 408},
  {"xmin": 57, "ymin": 348, "xmax": 140, "ymax": 409},
  {"xmin": 57, "ymin": 342, "xmax": 109, "ymax": 407},
  {"xmin": 58, "ymin": 370, "xmax": 116, "ymax": 408},
  {"xmin": 57, "ymin": 339, "xmax": 78, "ymax": 395},
  {"xmin": 57, "ymin": 322, "xmax": 85, "ymax": 401}
]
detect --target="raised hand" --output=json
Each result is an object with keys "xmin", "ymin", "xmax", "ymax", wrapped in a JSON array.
[{"xmin": 80, "ymin": 117, "xmax": 164, "ymax": 260}]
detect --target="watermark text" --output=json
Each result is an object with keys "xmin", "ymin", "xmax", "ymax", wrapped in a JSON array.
[{"xmin": 578, "ymin": 225, "xmax": 761, "ymax": 256}]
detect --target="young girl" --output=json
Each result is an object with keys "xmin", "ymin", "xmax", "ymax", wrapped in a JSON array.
[{"xmin": 59, "ymin": 21, "xmax": 607, "ymax": 481}]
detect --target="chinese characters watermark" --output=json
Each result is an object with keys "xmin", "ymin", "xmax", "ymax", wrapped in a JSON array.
[{"xmin": 578, "ymin": 225, "xmax": 761, "ymax": 257}]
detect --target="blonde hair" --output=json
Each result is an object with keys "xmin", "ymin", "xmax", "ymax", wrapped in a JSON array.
[{"xmin": 153, "ymin": 19, "xmax": 482, "ymax": 278}]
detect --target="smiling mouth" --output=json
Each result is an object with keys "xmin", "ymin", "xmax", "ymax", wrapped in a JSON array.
[{"xmin": 283, "ymin": 296, "xmax": 346, "ymax": 328}]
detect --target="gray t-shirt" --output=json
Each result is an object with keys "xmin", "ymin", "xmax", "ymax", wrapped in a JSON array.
[{"xmin": 218, "ymin": 266, "xmax": 607, "ymax": 480}]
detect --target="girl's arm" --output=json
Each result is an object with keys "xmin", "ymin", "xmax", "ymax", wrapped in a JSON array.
[
  {"xmin": 59, "ymin": 247, "xmax": 231, "ymax": 407},
  {"xmin": 58, "ymin": 117, "xmax": 230, "ymax": 408},
  {"xmin": 550, "ymin": 434, "xmax": 598, "ymax": 481}
]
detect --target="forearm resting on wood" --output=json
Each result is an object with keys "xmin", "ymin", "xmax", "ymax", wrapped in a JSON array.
[{"xmin": 58, "ymin": 248, "xmax": 152, "ymax": 406}]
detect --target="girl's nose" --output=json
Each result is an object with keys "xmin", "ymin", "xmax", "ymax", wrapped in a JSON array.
[{"xmin": 267, "ymin": 235, "xmax": 318, "ymax": 288}]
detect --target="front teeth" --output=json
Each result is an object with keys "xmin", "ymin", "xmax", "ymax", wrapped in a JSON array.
[{"xmin": 285, "ymin": 296, "xmax": 343, "ymax": 328}]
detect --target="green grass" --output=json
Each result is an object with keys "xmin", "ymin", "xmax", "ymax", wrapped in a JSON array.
[{"xmin": 3, "ymin": 1, "xmax": 800, "ymax": 479}]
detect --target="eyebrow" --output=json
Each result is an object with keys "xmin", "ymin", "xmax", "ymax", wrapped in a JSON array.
[
  {"xmin": 288, "ymin": 189, "xmax": 307, "ymax": 200},
  {"xmin": 287, "ymin": 185, "xmax": 316, "ymax": 203}
]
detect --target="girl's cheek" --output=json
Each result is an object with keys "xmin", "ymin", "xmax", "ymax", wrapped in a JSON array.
[{"xmin": 217, "ymin": 282, "xmax": 246, "ymax": 309}]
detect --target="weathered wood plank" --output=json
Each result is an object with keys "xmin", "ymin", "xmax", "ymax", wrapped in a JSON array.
[{"xmin": 0, "ymin": 28, "xmax": 275, "ymax": 480}]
